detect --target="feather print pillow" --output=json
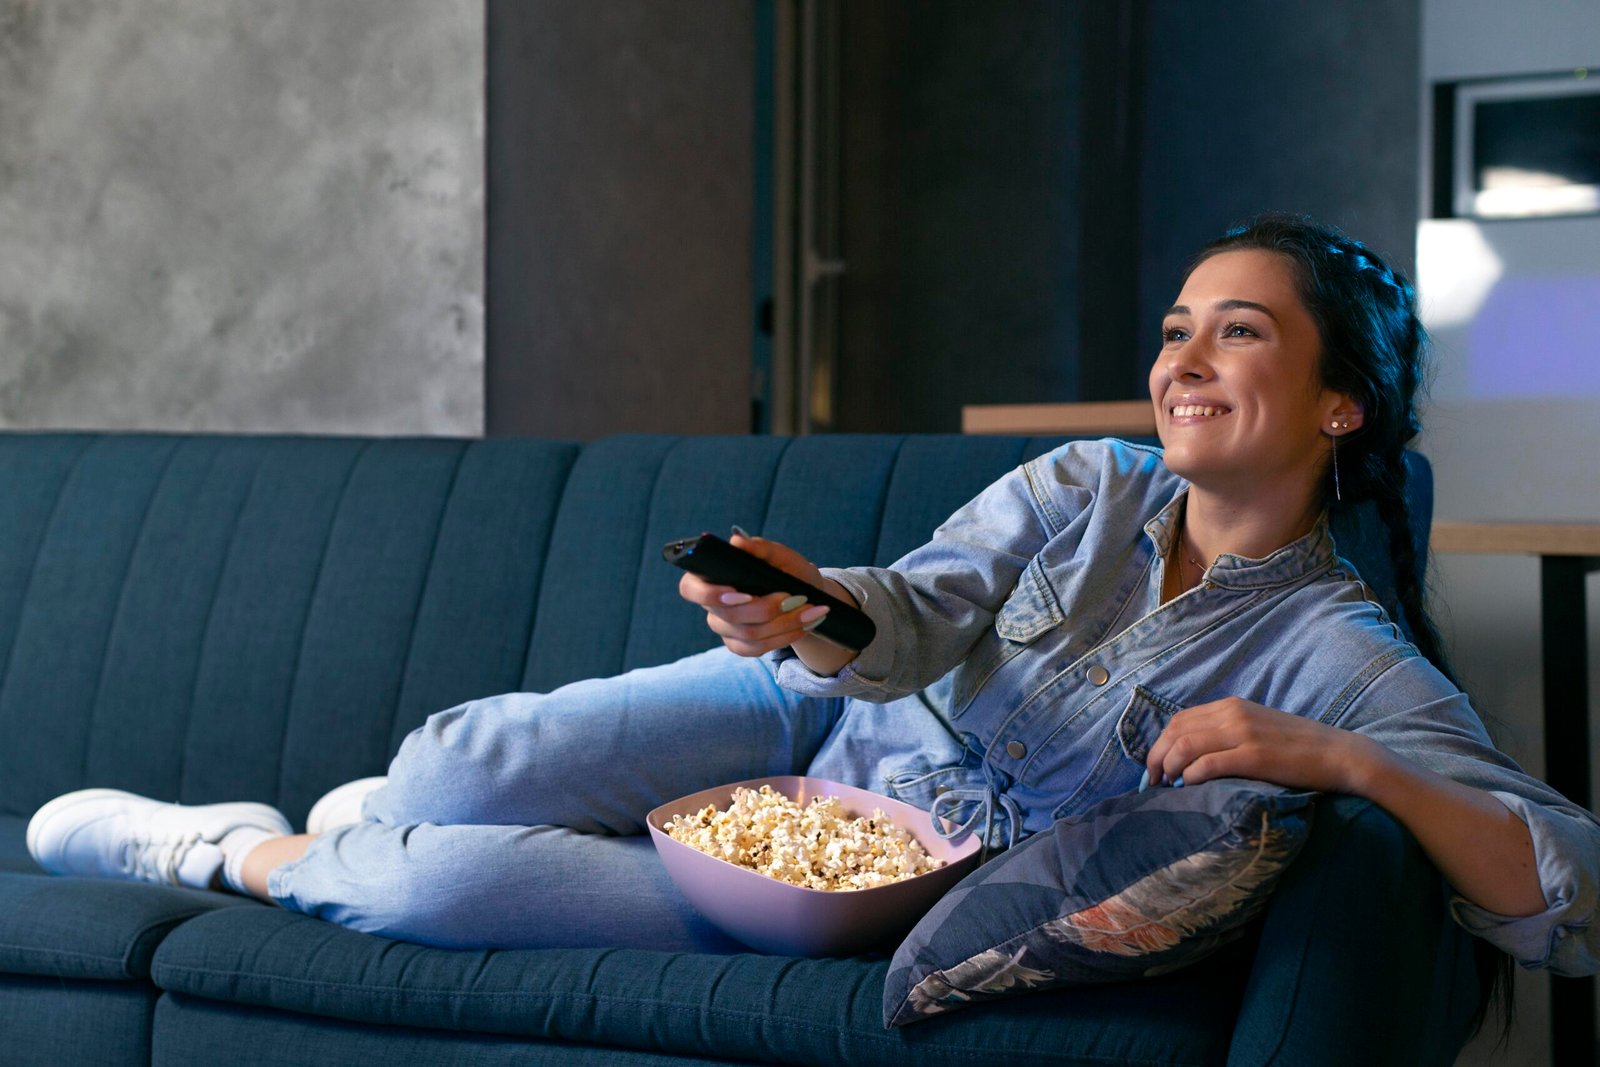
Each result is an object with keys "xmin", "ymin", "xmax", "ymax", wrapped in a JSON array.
[{"xmin": 883, "ymin": 778, "xmax": 1315, "ymax": 1027}]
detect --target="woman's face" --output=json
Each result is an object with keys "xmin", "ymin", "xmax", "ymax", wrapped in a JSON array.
[{"xmin": 1149, "ymin": 249, "xmax": 1357, "ymax": 498}]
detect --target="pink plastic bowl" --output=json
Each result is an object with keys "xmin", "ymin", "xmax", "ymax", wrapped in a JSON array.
[{"xmin": 647, "ymin": 775, "xmax": 982, "ymax": 957}]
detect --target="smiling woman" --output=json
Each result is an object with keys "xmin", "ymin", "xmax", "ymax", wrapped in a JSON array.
[{"xmin": 26, "ymin": 216, "xmax": 1599, "ymax": 1052}]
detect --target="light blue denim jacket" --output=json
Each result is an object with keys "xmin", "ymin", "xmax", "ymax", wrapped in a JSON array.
[{"xmin": 774, "ymin": 439, "xmax": 1600, "ymax": 975}]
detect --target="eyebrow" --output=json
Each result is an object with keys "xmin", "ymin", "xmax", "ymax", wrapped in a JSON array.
[{"xmin": 1163, "ymin": 299, "xmax": 1280, "ymax": 323}]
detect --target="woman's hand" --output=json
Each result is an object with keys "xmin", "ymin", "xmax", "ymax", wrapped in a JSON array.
[
  {"xmin": 1144, "ymin": 697, "xmax": 1384, "ymax": 795},
  {"xmin": 677, "ymin": 533, "xmax": 854, "ymax": 669}
]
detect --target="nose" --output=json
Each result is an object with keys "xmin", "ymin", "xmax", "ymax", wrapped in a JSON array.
[{"xmin": 1163, "ymin": 336, "xmax": 1215, "ymax": 382}]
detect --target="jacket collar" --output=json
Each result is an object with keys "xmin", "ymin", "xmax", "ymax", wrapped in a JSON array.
[{"xmin": 1143, "ymin": 489, "xmax": 1335, "ymax": 591}]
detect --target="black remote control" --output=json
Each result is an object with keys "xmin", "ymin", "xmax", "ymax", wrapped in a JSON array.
[{"xmin": 663, "ymin": 532, "xmax": 876, "ymax": 652}]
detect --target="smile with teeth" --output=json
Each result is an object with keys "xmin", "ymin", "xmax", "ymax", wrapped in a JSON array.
[{"xmin": 1171, "ymin": 404, "xmax": 1229, "ymax": 417}]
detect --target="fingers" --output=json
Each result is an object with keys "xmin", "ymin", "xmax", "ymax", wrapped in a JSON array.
[
  {"xmin": 1144, "ymin": 698, "xmax": 1262, "ymax": 788},
  {"xmin": 702, "ymin": 593, "xmax": 830, "ymax": 656},
  {"xmin": 730, "ymin": 532, "xmax": 827, "ymax": 589},
  {"xmin": 1146, "ymin": 728, "xmax": 1249, "ymax": 788}
]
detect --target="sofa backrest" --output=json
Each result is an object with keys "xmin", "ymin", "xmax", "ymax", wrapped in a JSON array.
[{"xmin": 0, "ymin": 432, "xmax": 1430, "ymax": 825}]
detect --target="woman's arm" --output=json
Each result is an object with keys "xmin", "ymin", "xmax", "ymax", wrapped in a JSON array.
[{"xmin": 1144, "ymin": 698, "xmax": 1546, "ymax": 917}]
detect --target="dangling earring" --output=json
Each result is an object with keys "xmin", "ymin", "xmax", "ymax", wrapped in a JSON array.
[{"xmin": 1330, "ymin": 421, "xmax": 1345, "ymax": 502}]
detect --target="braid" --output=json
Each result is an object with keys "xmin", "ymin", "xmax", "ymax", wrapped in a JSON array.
[{"xmin": 1368, "ymin": 450, "xmax": 1460, "ymax": 687}]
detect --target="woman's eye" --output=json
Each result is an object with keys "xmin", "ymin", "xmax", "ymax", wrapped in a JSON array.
[
  {"xmin": 1162, "ymin": 326, "xmax": 1188, "ymax": 343},
  {"xmin": 1223, "ymin": 322, "xmax": 1256, "ymax": 338}
]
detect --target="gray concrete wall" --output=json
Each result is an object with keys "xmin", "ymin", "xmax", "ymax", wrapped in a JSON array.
[
  {"xmin": 0, "ymin": 0, "xmax": 483, "ymax": 435},
  {"xmin": 1419, "ymin": 4, "xmax": 1600, "ymax": 1065}
]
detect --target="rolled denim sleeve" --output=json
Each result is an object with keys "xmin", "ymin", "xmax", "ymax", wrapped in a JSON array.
[
  {"xmin": 1348, "ymin": 654, "xmax": 1600, "ymax": 973},
  {"xmin": 1450, "ymin": 793, "xmax": 1600, "ymax": 974}
]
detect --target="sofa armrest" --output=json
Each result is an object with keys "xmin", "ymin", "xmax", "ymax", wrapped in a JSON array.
[{"xmin": 1227, "ymin": 794, "xmax": 1484, "ymax": 1067}]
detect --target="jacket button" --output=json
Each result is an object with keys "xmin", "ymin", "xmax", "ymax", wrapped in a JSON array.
[
  {"xmin": 1006, "ymin": 740, "xmax": 1027, "ymax": 759},
  {"xmin": 1087, "ymin": 665, "xmax": 1110, "ymax": 686}
]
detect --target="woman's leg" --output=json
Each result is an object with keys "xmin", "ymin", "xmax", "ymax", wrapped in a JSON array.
[
  {"xmin": 266, "ymin": 820, "xmax": 745, "ymax": 952},
  {"xmin": 248, "ymin": 648, "xmax": 846, "ymax": 948},
  {"xmin": 369, "ymin": 647, "xmax": 846, "ymax": 835},
  {"xmin": 240, "ymin": 833, "xmax": 314, "ymax": 899}
]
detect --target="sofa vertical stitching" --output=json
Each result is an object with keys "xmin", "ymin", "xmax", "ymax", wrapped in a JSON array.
[
  {"xmin": 174, "ymin": 445, "xmax": 267, "ymax": 801},
  {"xmin": 868, "ymin": 436, "xmax": 909, "ymax": 567},
  {"xmin": 516, "ymin": 446, "xmax": 579, "ymax": 692},
  {"xmin": 385, "ymin": 440, "xmax": 471, "ymax": 757},
  {"xmin": 0, "ymin": 435, "xmax": 95, "ymax": 795},
  {"xmin": 77, "ymin": 436, "xmax": 185, "ymax": 787},
  {"xmin": 270, "ymin": 440, "xmax": 373, "ymax": 810},
  {"xmin": 755, "ymin": 434, "xmax": 789, "ymax": 538},
  {"xmin": 620, "ymin": 437, "xmax": 686, "ymax": 671}
]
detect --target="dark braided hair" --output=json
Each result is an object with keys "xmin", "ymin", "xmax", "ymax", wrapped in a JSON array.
[
  {"xmin": 1188, "ymin": 214, "xmax": 1512, "ymax": 1042},
  {"xmin": 1189, "ymin": 214, "xmax": 1453, "ymax": 681}
]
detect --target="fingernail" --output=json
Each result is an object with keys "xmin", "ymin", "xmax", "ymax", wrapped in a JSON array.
[
  {"xmin": 731, "ymin": 524, "xmax": 753, "ymax": 539},
  {"xmin": 779, "ymin": 594, "xmax": 808, "ymax": 613},
  {"xmin": 1137, "ymin": 768, "xmax": 1149, "ymax": 793},
  {"xmin": 799, "ymin": 605, "xmax": 829, "ymax": 629},
  {"xmin": 1173, "ymin": 775, "xmax": 1185, "ymax": 788},
  {"xmin": 719, "ymin": 591, "xmax": 753, "ymax": 605}
]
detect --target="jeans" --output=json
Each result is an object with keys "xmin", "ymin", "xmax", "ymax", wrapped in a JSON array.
[{"xmin": 268, "ymin": 648, "xmax": 860, "ymax": 951}]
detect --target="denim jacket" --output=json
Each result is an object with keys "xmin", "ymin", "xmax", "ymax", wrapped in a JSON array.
[{"xmin": 774, "ymin": 439, "xmax": 1600, "ymax": 975}]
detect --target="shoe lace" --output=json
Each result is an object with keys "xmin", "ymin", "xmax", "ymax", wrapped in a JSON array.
[{"xmin": 121, "ymin": 830, "xmax": 202, "ymax": 885}]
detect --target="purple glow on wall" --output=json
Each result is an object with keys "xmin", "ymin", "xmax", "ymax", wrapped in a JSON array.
[{"xmin": 1467, "ymin": 274, "xmax": 1600, "ymax": 398}]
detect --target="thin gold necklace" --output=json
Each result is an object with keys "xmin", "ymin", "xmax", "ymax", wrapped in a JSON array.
[{"xmin": 1172, "ymin": 528, "xmax": 1205, "ymax": 593}]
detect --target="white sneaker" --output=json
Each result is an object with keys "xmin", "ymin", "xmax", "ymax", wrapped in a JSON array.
[
  {"xmin": 305, "ymin": 776, "xmax": 388, "ymax": 834},
  {"xmin": 26, "ymin": 788, "xmax": 292, "ymax": 889}
]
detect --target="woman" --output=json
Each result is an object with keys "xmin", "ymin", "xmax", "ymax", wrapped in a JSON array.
[{"xmin": 28, "ymin": 217, "xmax": 1600, "ymax": 995}]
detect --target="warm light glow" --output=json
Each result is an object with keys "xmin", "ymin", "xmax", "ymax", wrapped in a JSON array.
[{"xmin": 1415, "ymin": 220, "xmax": 1505, "ymax": 330}]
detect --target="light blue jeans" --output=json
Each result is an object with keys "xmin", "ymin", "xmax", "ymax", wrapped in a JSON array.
[{"xmin": 267, "ymin": 648, "xmax": 934, "ymax": 951}]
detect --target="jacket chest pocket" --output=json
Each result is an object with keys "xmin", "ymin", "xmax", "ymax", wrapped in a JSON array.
[
  {"xmin": 950, "ymin": 558, "xmax": 1063, "ymax": 717},
  {"xmin": 1116, "ymin": 685, "xmax": 1185, "ymax": 762},
  {"xmin": 1052, "ymin": 685, "xmax": 1186, "ymax": 819}
]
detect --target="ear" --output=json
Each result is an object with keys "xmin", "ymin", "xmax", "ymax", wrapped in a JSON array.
[{"xmin": 1325, "ymin": 395, "xmax": 1364, "ymax": 436}]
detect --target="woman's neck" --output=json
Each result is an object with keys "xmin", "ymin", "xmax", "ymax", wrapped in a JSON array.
[{"xmin": 1180, "ymin": 484, "xmax": 1323, "ymax": 571}]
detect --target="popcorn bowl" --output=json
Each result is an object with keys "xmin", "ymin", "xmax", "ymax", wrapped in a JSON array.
[{"xmin": 646, "ymin": 775, "xmax": 983, "ymax": 957}]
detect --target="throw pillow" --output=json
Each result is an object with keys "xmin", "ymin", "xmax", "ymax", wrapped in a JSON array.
[{"xmin": 883, "ymin": 777, "xmax": 1316, "ymax": 1027}]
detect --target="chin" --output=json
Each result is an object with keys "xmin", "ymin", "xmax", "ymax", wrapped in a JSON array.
[{"xmin": 1157, "ymin": 442, "xmax": 1197, "ymax": 477}]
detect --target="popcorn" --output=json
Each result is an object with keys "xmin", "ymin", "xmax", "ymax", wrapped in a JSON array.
[{"xmin": 663, "ymin": 784, "xmax": 944, "ymax": 891}]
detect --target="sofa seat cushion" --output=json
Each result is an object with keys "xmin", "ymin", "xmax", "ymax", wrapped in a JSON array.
[
  {"xmin": 0, "ymin": 814, "xmax": 37, "ymax": 873},
  {"xmin": 151, "ymin": 906, "xmax": 1253, "ymax": 1066},
  {"xmin": 0, "ymin": 872, "xmax": 257, "ymax": 981}
]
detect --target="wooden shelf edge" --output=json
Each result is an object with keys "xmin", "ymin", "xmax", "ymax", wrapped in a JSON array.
[{"xmin": 962, "ymin": 401, "xmax": 1157, "ymax": 436}]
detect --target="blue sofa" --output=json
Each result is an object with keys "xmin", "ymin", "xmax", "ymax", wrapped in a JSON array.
[{"xmin": 0, "ymin": 432, "xmax": 1483, "ymax": 1065}]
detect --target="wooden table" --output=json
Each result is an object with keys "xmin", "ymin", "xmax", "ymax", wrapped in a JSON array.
[{"xmin": 1431, "ymin": 521, "xmax": 1600, "ymax": 1066}]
